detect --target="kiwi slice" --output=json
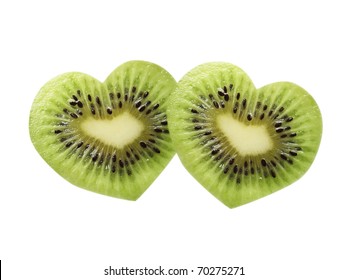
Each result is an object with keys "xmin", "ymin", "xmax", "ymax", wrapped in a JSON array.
[
  {"xmin": 168, "ymin": 62, "xmax": 322, "ymax": 208},
  {"xmin": 29, "ymin": 61, "xmax": 176, "ymax": 200}
]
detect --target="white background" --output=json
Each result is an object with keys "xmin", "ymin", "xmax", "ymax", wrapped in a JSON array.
[{"xmin": 1, "ymin": 0, "xmax": 346, "ymax": 279}]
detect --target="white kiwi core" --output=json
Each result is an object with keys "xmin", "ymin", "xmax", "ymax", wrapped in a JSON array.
[
  {"xmin": 80, "ymin": 112, "xmax": 144, "ymax": 148},
  {"xmin": 217, "ymin": 113, "xmax": 273, "ymax": 156}
]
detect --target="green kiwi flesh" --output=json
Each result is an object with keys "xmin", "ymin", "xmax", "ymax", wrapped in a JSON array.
[
  {"xmin": 29, "ymin": 61, "xmax": 176, "ymax": 200},
  {"xmin": 168, "ymin": 62, "xmax": 322, "ymax": 208}
]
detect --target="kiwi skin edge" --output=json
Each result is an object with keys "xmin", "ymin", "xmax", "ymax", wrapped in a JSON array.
[
  {"xmin": 29, "ymin": 61, "xmax": 177, "ymax": 201},
  {"xmin": 167, "ymin": 62, "xmax": 322, "ymax": 208}
]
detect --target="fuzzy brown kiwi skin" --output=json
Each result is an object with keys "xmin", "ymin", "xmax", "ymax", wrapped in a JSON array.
[
  {"xmin": 167, "ymin": 62, "xmax": 322, "ymax": 208},
  {"xmin": 29, "ymin": 61, "xmax": 177, "ymax": 200}
]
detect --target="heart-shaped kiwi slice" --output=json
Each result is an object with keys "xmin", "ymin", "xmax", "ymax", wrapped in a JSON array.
[
  {"xmin": 168, "ymin": 62, "xmax": 322, "ymax": 208},
  {"xmin": 29, "ymin": 61, "xmax": 176, "ymax": 200}
]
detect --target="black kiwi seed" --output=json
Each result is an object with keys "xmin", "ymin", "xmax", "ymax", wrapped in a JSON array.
[
  {"xmin": 90, "ymin": 104, "xmax": 96, "ymax": 115},
  {"xmin": 112, "ymin": 154, "xmax": 117, "ymax": 162},
  {"xmin": 260, "ymin": 113, "xmax": 265, "ymax": 120},
  {"xmin": 70, "ymin": 113, "xmax": 78, "ymax": 119},
  {"xmin": 236, "ymin": 93, "xmax": 240, "ymax": 100},
  {"xmin": 194, "ymin": 125, "xmax": 202, "ymax": 130},
  {"xmin": 118, "ymin": 101, "xmax": 123, "ymax": 108},
  {"xmin": 213, "ymin": 101, "xmax": 219, "ymax": 108},
  {"xmin": 247, "ymin": 113, "xmax": 253, "ymax": 121},
  {"xmin": 88, "ymin": 94, "xmax": 92, "ymax": 101},
  {"xmin": 111, "ymin": 165, "xmax": 116, "ymax": 173},
  {"xmin": 218, "ymin": 89, "xmax": 225, "ymax": 96},
  {"xmin": 224, "ymin": 94, "xmax": 230, "ymax": 101},
  {"xmin": 138, "ymin": 105, "xmax": 146, "ymax": 112},
  {"xmin": 109, "ymin": 92, "xmax": 114, "ymax": 100},
  {"xmin": 242, "ymin": 99, "xmax": 247, "ymax": 109},
  {"xmin": 69, "ymin": 100, "xmax": 77, "ymax": 106},
  {"xmin": 233, "ymin": 102, "xmax": 239, "ymax": 113},
  {"xmin": 132, "ymin": 86, "xmax": 136, "ymax": 93},
  {"xmin": 54, "ymin": 130, "xmax": 62, "ymax": 134},
  {"xmin": 191, "ymin": 109, "xmax": 198, "ymax": 114},
  {"xmin": 72, "ymin": 95, "xmax": 78, "ymax": 101},
  {"xmin": 92, "ymin": 153, "xmax": 98, "ymax": 162},
  {"xmin": 140, "ymin": 141, "xmax": 147, "ymax": 148},
  {"xmin": 153, "ymin": 104, "xmax": 160, "ymax": 110},
  {"xmin": 77, "ymin": 101, "xmax": 83, "ymax": 108},
  {"xmin": 65, "ymin": 142, "xmax": 73, "ymax": 148},
  {"xmin": 280, "ymin": 153, "xmax": 287, "ymax": 161},
  {"xmin": 135, "ymin": 100, "xmax": 141, "ymax": 108},
  {"xmin": 107, "ymin": 107, "xmax": 112, "ymax": 114},
  {"xmin": 76, "ymin": 142, "xmax": 83, "ymax": 148},
  {"xmin": 96, "ymin": 97, "xmax": 101, "ymax": 106}
]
